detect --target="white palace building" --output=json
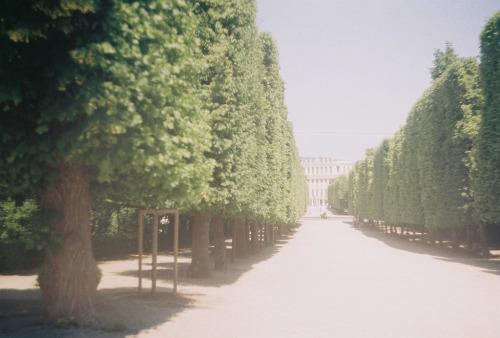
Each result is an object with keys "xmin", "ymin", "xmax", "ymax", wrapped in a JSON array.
[{"xmin": 301, "ymin": 157, "xmax": 354, "ymax": 207}]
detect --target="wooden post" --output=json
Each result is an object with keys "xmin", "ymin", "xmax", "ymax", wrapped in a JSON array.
[
  {"xmin": 173, "ymin": 210, "xmax": 179, "ymax": 293},
  {"xmin": 152, "ymin": 213, "xmax": 158, "ymax": 293},
  {"xmin": 138, "ymin": 209, "xmax": 179, "ymax": 294},
  {"xmin": 138, "ymin": 211, "xmax": 143, "ymax": 294}
]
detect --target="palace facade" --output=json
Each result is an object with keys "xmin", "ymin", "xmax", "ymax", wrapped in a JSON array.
[{"xmin": 301, "ymin": 157, "xmax": 354, "ymax": 207}]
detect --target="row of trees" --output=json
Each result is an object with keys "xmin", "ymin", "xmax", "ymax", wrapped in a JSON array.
[
  {"xmin": 0, "ymin": 0, "xmax": 307, "ymax": 324},
  {"xmin": 329, "ymin": 11, "xmax": 500, "ymax": 255}
]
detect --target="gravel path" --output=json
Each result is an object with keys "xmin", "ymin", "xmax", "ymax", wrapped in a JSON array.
[{"xmin": 2, "ymin": 214, "xmax": 500, "ymax": 337}]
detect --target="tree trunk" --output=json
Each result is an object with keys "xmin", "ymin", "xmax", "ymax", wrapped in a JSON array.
[
  {"xmin": 259, "ymin": 223, "xmax": 264, "ymax": 248},
  {"xmin": 466, "ymin": 225, "xmax": 475, "ymax": 250},
  {"xmin": 478, "ymin": 222, "xmax": 491, "ymax": 257},
  {"xmin": 231, "ymin": 219, "xmax": 236, "ymax": 263},
  {"xmin": 39, "ymin": 159, "xmax": 100, "ymax": 325},
  {"xmin": 234, "ymin": 218, "xmax": 247, "ymax": 258},
  {"xmin": 250, "ymin": 221, "xmax": 260, "ymax": 252},
  {"xmin": 428, "ymin": 228, "xmax": 435, "ymax": 246},
  {"xmin": 116, "ymin": 208, "xmax": 121, "ymax": 235},
  {"xmin": 212, "ymin": 214, "xmax": 227, "ymax": 270},
  {"xmin": 187, "ymin": 210, "xmax": 211, "ymax": 278},
  {"xmin": 451, "ymin": 227, "xmax": 459, "ymax": 250},
  {"xmin": 245, "ymin": 220, "xmax": 251, "ymax": 251}
]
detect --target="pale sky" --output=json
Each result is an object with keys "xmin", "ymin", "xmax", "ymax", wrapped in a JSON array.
[{"xmin": 256, "ymin": 0, "xmax": 500, "ymax": 161}]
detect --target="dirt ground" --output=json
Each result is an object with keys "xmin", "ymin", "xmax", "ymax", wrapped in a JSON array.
[{"xmin": 2, "ymin": 211, "xmax": 500, "ymax": 337}]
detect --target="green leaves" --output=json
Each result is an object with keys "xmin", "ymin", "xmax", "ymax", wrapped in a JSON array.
[
  {"xmin": 347, "ymin": 42, "xmax": 490, "ymax": 229},
  {"xmin": 0, "ymin": 0, "xmax": 306, "ymax": 228},
  {"xmin": 475, "ymin": 11, "xmax": 500, "ymax": 224}
]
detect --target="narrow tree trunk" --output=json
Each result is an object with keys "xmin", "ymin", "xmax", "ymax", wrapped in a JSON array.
[
  {"xmin": 262, "ymin": 224, "xmax": 267, "ymax": 245},
  {"xmin": 234, "ymin": 218, "xmax": 247, "ymax": 258},
  {"xmin": 231, "ymin": 220, "xmax": 236, "ymax": 263},
  {"xmin": 245, "ymin": 220, "xmax": 251, "ymax": 251},
  {"xmin": 428, "ymin": 228, "xmax": 435, "ymax": 246},
  {"xmin": 39, "ymin": 159, "xmax": 100, "ymax": 325},
  {"xmin": 451, "ymin": 227, "xmax": 459, "ymax": 250},
  {"xmin": 212, "ymin": 214, "xmax": 227, "ymax": 270},
  {"xmin": 91, "ymin": 210, "xmax": 98, "ymax": 236},
  {"xmin": 466, "ymin": 225, "xmax": 475, "ymax": 250},
  {"xmin": 116, "ymin": 208, "xmax": 121, "ymax": 235},
  {"xmin": 250, "ymin": 222, "xmax": 259, "ymax": 252},
  {"xmin": 187, "ymin": 210, "xmax": 211, "ymax": 278},
  {"xmin": 478, "ymin": 222, "xmax": 491, "ymax": 257}
]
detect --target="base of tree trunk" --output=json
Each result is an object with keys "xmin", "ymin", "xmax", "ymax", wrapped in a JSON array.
[
  {"xmin": 234, "ymin": 218, "xmax": 247, "ymax": 259},
  {"xmin": 39, "ymin": 159, "xmax": 100, "ymax": 325},
  {"xmin": 451, "ymin": 227, "xmax": 459, "ymax": 250},
  {"xmin": 212, "ymin": 214, "xmax": 227, "ymax": 270},
  {"xmin": 428, "ymin": 229, "xmax": 435, "ymax": 246},
  {"xmin": 466, "ymin": 225, "xmax": 475, "ymax": 250},
  {"xmin": 187, "ymin": 210, "xmax": 211, "ymax": 278},
  {"xmin": 478, "ymin": 222, "xmax": 492, "ymax": 257},
  {"xmin": 250, "ymin": 222, "xmax": 260, "ymax": 252}
]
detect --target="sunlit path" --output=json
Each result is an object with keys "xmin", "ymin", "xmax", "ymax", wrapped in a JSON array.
[{"xmin": 144, "ymin": 216, "xmax": 500, "ymax": 337}]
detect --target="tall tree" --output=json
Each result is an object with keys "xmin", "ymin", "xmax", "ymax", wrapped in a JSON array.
[
  {"xmin": 0, "ymin": 0, "xmax": 211, "ymax": 322},
  {"xmin": 418, "ymin": 57, "xmax": 481, "ymax": 231},
  {"xmin": 398, "ymin": 108, "xmax": 424, "ymax": 227},
  {"xmin": 186, "ymin": 0, "xmax": 264, "ymax": 274},
  {"xmin": 430, "ymin": 42, "xmax": 459, "ymax": 81},
  {"xmin": 371, "ymin": 139, "xmax": 391, "ymax": 222},
  {"xmin": 475, "ymin": 11, "xmax": 500, "ymax": 226}
]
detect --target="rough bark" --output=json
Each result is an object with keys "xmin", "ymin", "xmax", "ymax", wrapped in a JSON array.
[
  {"xmin": 39, "ymin": 159, "xmax": 100, "ymax": 325},
  {"xmin": 212, "ymin": 214, "xmax": 227, "ymax": 270},
  {"xmin": 187, "ymin": 210, "xmax": 211, "ymax": 278}
]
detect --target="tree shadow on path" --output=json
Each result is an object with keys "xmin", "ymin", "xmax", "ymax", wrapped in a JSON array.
[
  {"xmin": 0, "ymin": 231, "xmax": 296, "ymax": 337},
  {"xmin": 118, "ymin": 233, "xmax": 295, "ymax": 288},
  {"xmin": 348, "ymin": 221, "xmax": 500, "ymax": 277}
]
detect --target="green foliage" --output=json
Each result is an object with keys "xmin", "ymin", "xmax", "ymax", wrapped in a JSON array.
[
  {"xmin": 328, "ymin": 176, "xmax": 349, "ymax": 212},
  {"xmin": 385, "ymin": 136, "xmax": 401, "ymax": 224},
  {"xmin": 0, "ymin": 0, "xmax": 213, "ymax": 208},
  {"xmin": 0, "ymin": 0, "xmax": 307, "ymax": 274},
  {"xmin": 348, "ymin": 44, "xmax": 482, "ymax": 230},
  {"xmin": 475, "ymin": 10, "xmax": 500, "ymax": 224},
  {"xmin": 370, "ymin": 139, "xmax": 391, "ymax": 221},
  {"xmin": 430, "ymin": 42, "xmax": 459, "ymax": 81},
  {"xmin": 418, "ymin": 57, "xmax": 481, "ymax": 229},
  {"xmin": 0, "ymin": 198, "xmax": 62, "ymax": 271},
  {"xmin": 187, "ymin": 0, "xmax": 306, "ymax": 224}
]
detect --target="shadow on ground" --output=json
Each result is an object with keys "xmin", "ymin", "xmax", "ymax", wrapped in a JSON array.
[
  {"xmin": 0, "ymin": 231, "xmax": 296, "ymax": 337},
  {"xmin": 348, "ymin": 220, "xmax": 500, "ymax": 277},
  {"xmin": 121, "ymin": 233, "xmax": 295, "ymax": 289},
  {"xmin": 0, "ymin": 288, "xmax": 194, "ymax": 337}
]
